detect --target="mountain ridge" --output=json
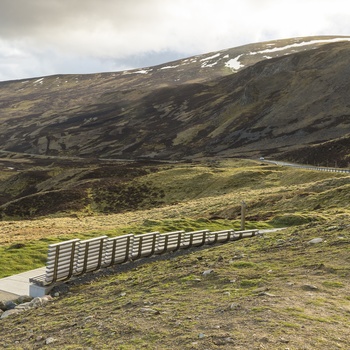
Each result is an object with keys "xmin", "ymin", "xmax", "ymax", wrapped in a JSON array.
[{"xmin": 1, "ymin": 35, "xmax": 350, "ymax": 165}]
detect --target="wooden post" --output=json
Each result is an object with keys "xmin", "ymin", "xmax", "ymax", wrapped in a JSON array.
[{"xmin": 241, "ymin": 201, "xmax": 246, "ymax": 230}]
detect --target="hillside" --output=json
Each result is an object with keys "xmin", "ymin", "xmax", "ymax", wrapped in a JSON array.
[
  {"xmin": 1, "ymin": 36, "xmax": 350, "ymax": 348},
  {"xmin": 0, "ymin": 36, "xmax": 350, "ymax": 164},
  {"xmin": 0, "ymin": 159, "xmax": 350, "ymax": 349}
]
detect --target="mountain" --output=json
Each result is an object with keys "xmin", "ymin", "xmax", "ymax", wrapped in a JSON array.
[{"xmin": 1, "ymin": 36, "xmax": 350, "ymax": 165}]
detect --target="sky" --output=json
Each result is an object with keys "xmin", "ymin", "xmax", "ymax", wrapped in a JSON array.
[{"xmin": 0, "ymin": 0, "xmax": 349, "ymax": 82}]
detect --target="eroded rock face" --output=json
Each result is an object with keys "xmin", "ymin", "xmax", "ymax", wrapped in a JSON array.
[{"xmin": 0, "ymin": 36, "xmax": 349, "ymax": 163}]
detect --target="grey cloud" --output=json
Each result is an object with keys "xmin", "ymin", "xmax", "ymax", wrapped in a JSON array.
[
  {"xmin": 0, "ymin": 0, "xmax": 350, "ymax": 81},
  {"xmin": 0, "ymin": 0, "xmax": 162, "ymax": 37}
]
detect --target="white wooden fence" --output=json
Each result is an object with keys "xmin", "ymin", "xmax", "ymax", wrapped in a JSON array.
[{"xmin": 29, "ymin": 228, "xmax": 258, "ymax": 296}]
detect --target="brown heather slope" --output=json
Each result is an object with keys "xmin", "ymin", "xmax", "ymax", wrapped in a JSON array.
[{"xmin": 0, "ymin": 36, "xmax": 350, "ymax": 164}]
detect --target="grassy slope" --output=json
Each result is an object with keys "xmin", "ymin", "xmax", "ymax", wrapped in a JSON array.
[{"xmin": 0, "ymin": 159, "xmax": 350, "ymax": 349}]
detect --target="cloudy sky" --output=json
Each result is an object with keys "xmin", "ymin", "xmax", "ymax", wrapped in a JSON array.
[{"xmin": 0, "ymin": 0, "xmax": 349, "ymax": 81}]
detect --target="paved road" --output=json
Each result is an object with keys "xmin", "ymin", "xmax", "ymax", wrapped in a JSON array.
[{"xmin": 262, "ymin": 159, "xmax": 350, "ymax": 173}]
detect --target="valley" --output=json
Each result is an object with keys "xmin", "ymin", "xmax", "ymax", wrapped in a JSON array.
[{"xmin": 0, "ymin": 36, "xmax": 350, "ymax": 349}]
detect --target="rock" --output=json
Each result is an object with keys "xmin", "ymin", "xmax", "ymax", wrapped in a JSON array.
[
  {"xmin": 257, "ymin": 292, "xmax": 277, "ymax": 297},
  {"xmin": 15, "ymin": 302, "xmax": 32, "ymax": 310},
  {"xmin": 212, "ymin": 337, "xmax": 234, "ymax": 345},
  {"xmin": 280, "ymin": 337, "xmax": 290, "ymax": 343},
  {"xmin": 229, "ymin": 303, "xmax": 240, "ymax": 310},
  {"xmin": 302, "ymin": 284, "xmax": 318, "ymax": 291},
  {"xmin": 29, "ymin": 297, "xmax": 43, "ymax": 308},
  {"xmin": 232, "ymin": 253, "xmax": 245, "ymax": 260},
  {"xmin": 140, "ymin": 307, "xmax": 160, "ymax": 315},
  {"xmin": 4, "ymin": 300, "xmax": 17, "ymax": 310},
  {"xmin": 0, "ymin": 294, "xmax": 53, "ymax": 319},
  {"xmin": 45, "ymin": 337, "xmax": 57, "ymax": 345},
  {"xmin": 202, "ymin": 269, "xmax": 213, "ymax": 276},
  {"xmin": 15, "ymin": 295, "xmax": 32, "ymax": 304},
  {"xmin": 325, "ymin": 226, "xmax": 338, "ymax": 231},
  {"xmin": 1, "ymin": 308, "xmax": 23, "ymax": 319},
  {"xmin": 308, "ymin": 238, "xmax": 323, "ymax": 244},
  {"xmin": 253, "ymin": 287, "xmax": 269, "ymax": 294}
]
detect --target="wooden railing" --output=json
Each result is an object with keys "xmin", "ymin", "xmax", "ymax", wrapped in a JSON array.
[{"xmin": 30, "ymin": 228, "xmax": 259, "ymax": 289}]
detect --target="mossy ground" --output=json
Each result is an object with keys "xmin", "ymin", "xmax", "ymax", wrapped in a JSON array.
[{"xmin": 1, "ymin": 219, "xmax": 350, "ymax": 349}]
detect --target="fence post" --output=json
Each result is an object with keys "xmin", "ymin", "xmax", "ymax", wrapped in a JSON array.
[{"xmin": 240, "ymin": 201, "xmax": 246, "ymax": 230}]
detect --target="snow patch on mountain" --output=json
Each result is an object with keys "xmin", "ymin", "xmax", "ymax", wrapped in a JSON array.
[
  {"xmin": 250, "ymin": 37, "xmax": 350, "ymax": 56},
  {"xmin": 200, "ymin": 53, "xmax": 221, "ymax": 62},
  {"xmin": 33, "ymin": 78, "xmax": 44, "ymax": 84},
  {"xmin": 225, "ymin": 55, "xmax": 245, "ymax": 71},
  {"xmin": 161, "ymin": 65, "xmax": 179, "ymax": 70}
]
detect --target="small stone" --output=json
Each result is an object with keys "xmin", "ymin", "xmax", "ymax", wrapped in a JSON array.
[
  {"xmin": 41, "ymin": 295, "xmax": 53, "ymax": 302},
  {"xmin": 29, "ymin": 297, "xmax": 43, "ymax": 308},
  {"xmin": 302, "ymin": 284, "xmax": 318, "ymax": 291},
  {"xmin": 1, "ymin": 308, "xmax": 23, "ymax": 319},
  {"xmin": 308, "ymin": 238, "xmax": 323, "ymax": 244},
  {"xmin": 15, "ymin": 295, "xmax": 32, "ymax": 304},
  {"xmin": 15, "ymin": 302, "xmax": 31, "ymax": 310},
  {"xmin": 325, "ymin": 226, "xmax": 338, "ymax": 231},
  {"xmin": 202, "ymin": 269, "xmax": 213, "ymax": 276},
  {"xmin": 280, "ymin": 337, "xmax": 290, "ymax": 343},
  {"xmin": 198, "ymin": 333, "xmax": 205, "ymax": 339},
  {"xmin": 257, "ymin": 292, "xmax": 277, "ymax": 297},
  {"xmin": 4, "ymin": 300, "xmax": 17, "ymax": 310},
  {"xmin": 230, "ymin": 303, "xmax": 240, "ymax": 310},
  {"xmin": 140, "ymin": 307, "xmax": 160, "ymax": 315},
  {"xmin": 45, "ymin": 337, "xmax": 57, "ymax": 345},
  {"xmin": 213, "ymin": 336, "xmax": 235, "ymax": 345},
  {"xmin": 253, "ymin": 287, "xmax": 269, "ymax": 294}
]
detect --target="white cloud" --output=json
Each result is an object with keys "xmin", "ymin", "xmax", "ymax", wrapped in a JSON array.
[{"xmin": 0, "ymin": 0, "xmax": 349, "ymax": 81}]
